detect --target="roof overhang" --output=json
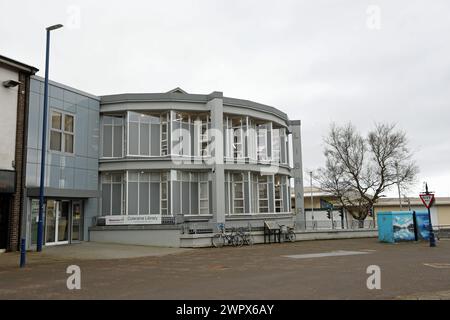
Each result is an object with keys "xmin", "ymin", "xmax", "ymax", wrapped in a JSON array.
[{"xmin": 0, "ymin": 55, "xmax": 38, "ymax": 74}]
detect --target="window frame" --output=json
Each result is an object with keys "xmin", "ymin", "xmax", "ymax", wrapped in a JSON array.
[
  {"xmin": 231, "ymin": 173, "xmax": 245, "ymax": 214},
  {"xmin": 101, "ymin": 173, "xmax": 124, "ymax": 216},
  {"xmin": 49, "ymin": 109, "xmax": 75, "ymax": 155},
  {"xmin": 126, "ymin": 111, "xmax": 164, "ymax": 157},
  {"xmin": 174, "ymin": 170, "xmax": 210, "ymax": 216},
  {"xmin": 257, "ymin": 175, "xmax": 270, "ymax": 213},
  {"xmin": 101, "ymin": 115, "xmax": 124, "ymax": 159},
  {"xmin": 126, "ymin": 171, "xmax": 168, "ymax": 216},
  {"xmin": 274, "ymin": 175, "xmax": 284, "ymax": 213}
]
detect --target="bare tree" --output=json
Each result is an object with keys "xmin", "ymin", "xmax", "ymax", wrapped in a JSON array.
[{"xmin": 316, "ymin": 123, "xmax": 419, "ymax": 221}]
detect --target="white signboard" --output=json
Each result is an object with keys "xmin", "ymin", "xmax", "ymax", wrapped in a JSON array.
[{"xmin": 104, "ymin": 215, "xmax": 162, "ymax": 225}]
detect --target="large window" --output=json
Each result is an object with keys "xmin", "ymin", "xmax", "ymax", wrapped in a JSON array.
[
  {"xmin": 272, "ymin": 128, "xmax": 288, "ymax": 164},
  {"xmin": 274, "ymin": 174, "xmax": 290, "ymax": 212},
  {"xmin": 223, "ymin": 116, "xmax": 290, "ymax": 164},
  {"xmin": 127, "ymin": 111, "xmax": 164, "ymax": 156},
  {"xmin": 50, "ymin": 111, "xmax": 74, "ymax": 153},
  {"xmin": 232, "ymin": 119, "xmax": 244, "ymax": 159},
  {"xmin": 199, "ymin": 175, "xmax": 209, "ymax": 214},
  {"xmin": 172, "ymin": 171, "xmax": 210, "ymax": 215},
  {"xmin": 272, "ymin": 128, "xmax": 280, "ymax": 163},
  {"xmin": 224, "ymin": 116, "xmax": 247, "ymax": 160},
  {"xmin": 194, "ymin": 115, "xmax": 209, "ymax": 157},
  {"xmin": 102, "ymin": 116, "xmax": 123, "ymax": 158},
  {"xmin": 226, "ymin": 172, "xmax": 286, "ymax": 215},
  {"xmin": 257, "ymin": 124, "xmax": 270, "ymax": 161},
  {"xmin": 258, "ymin": 175, "xmax": 269, "ymax": 213},
  {"xmin": 232, "ymin": 173, "xmax": 245, "ymax": 214},
  {"xmin": 127, "ymin": 172, "xmax": 166, "ymax": 215},
  {"xmin": 224, "ymin": 172, "xmax": 251, "ymax": 214},
  {"xmin": 274, "ymin": 175, "xmax": 283, "ymax": 212},
  {"xmin": 161, "ymin": 172, "xmax": 168, "ymax": 215},
  {"xmin": 101, "ymin": 173, "xmax": 124, "ymax": 215},
  {"xmin": 171, "ymin": 112, "xmax": 210, "ymax": 157}
]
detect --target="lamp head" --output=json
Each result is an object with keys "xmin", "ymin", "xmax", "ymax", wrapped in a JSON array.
[{"xmin": 46, "ymin": 24, "xmax": 63, "ymax": 31}]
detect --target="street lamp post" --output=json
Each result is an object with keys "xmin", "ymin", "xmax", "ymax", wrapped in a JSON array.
[{"xmin": 36, "ymin": 24, "xmax": 63, "ymax": 252}]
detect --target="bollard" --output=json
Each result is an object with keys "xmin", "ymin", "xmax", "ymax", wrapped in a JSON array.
[{"xmin": 20, "ymin": 238, "xmax": 26, "ymax": 268}]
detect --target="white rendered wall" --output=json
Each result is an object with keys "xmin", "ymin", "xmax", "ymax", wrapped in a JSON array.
[{"xmin": 0, "ymin": 67, "xmax": 19, "ymax": 170}]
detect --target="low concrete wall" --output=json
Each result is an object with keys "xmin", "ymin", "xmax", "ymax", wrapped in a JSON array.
[
  {"xmin": 181, "ymin": 229, "xmax": 378, "ymax": 248},
  {"xmin": 90, "ymin": 227, "xmax": 378, "ymax": 248},
  {"xmin": 89, "ymin": 229, "xmax": 181, "ymax": 247}
]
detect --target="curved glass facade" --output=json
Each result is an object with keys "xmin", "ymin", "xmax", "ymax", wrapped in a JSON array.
[{"xmin": 98, "ymin": 91, "xmax": 302, "ymax": 227}]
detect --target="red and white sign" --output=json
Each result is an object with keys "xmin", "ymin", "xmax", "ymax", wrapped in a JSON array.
[{"xmin": 419, "ymin": 193, "xmax": 435, "ymax": 209}]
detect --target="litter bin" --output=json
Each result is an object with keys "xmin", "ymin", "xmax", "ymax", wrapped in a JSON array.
[{"xmin": 377, "ymin": 211, "xmax": 416, "ymax": 243}]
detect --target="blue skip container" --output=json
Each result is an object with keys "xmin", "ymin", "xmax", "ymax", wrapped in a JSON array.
[
  {"xmin": 377, "ymin": 211, "xmax": 415, "ymax": 243},
  {"xmin": 377, "ymin": 211, "xmax": 431, "ymax": 243},
  {"xmin": 414, "ymin": 211, "xmax": 431, "ymax": 241}
]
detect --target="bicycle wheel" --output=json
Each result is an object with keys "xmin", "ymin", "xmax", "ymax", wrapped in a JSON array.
[
  {"xmin": 232, "ymin": 235, "xmax": 244, "ymax": 247},
  {"xmin": 245, "ymin": 235, "xmax": 254, "ymax": 246},
  {"xmin": 212, "ymin": 234, "xmax": 225, "ymax": 248},
  {"xmin": 287, "ymin": 231, "xmax": 296, "ymax": 242}
]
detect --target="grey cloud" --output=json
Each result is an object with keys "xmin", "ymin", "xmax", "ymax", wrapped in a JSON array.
[{"xmin": 1, "ymin": 0, "xmax": 449, "ymax": 196}]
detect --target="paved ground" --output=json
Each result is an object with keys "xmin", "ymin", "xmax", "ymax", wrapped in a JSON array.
[
  {"xmin": 0, "ymin": 238, "xmax": 449, "ymax": 299},
  {"xmin": 0, "ymin": 242, "xmax": 190, "ymax": 268}
]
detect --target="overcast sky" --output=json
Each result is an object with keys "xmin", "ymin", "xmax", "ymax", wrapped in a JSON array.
[{"xmin": 1, "ymin": 0, "xmax": 449, "ymax": 197}]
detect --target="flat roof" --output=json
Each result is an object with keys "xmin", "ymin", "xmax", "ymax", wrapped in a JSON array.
[
  {"xmin": 101, "ymin": 89, "xmax": 289, "ymax": 121},
  {"xmin": 32, "ymin": 75, "xmax": 100, "ymax": 101},
  {"xmin": 375, "ymin": 197, "xmax": 450, "ymax": 206}
]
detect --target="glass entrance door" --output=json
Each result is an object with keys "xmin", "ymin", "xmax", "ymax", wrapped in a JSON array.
[
  {"xmin": 45, "ymin": 200, "xmax": 57, "ymax": 244},
  {"xmin": 58, "ymin": 201, "xmax": 69, "ymax": 243},
  {"xmin": 71, "ymin": 201, "xmax": 82, "ymax": 241},
  {"xmin": 45, "ymin": 200, "xmax": 69, "ymax": 245}
]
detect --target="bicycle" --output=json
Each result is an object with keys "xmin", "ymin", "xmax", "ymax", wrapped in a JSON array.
[
  {"xmin": 279, "ymin": 224, "xmax": 296, "ymax": 242},
  {"xmin": 236, "ymin": 226, "xmax": 254, "ymax": 246},
  {"xmin": 212, "ymin": 225, "xmax": 243, "ymax": 248}
]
